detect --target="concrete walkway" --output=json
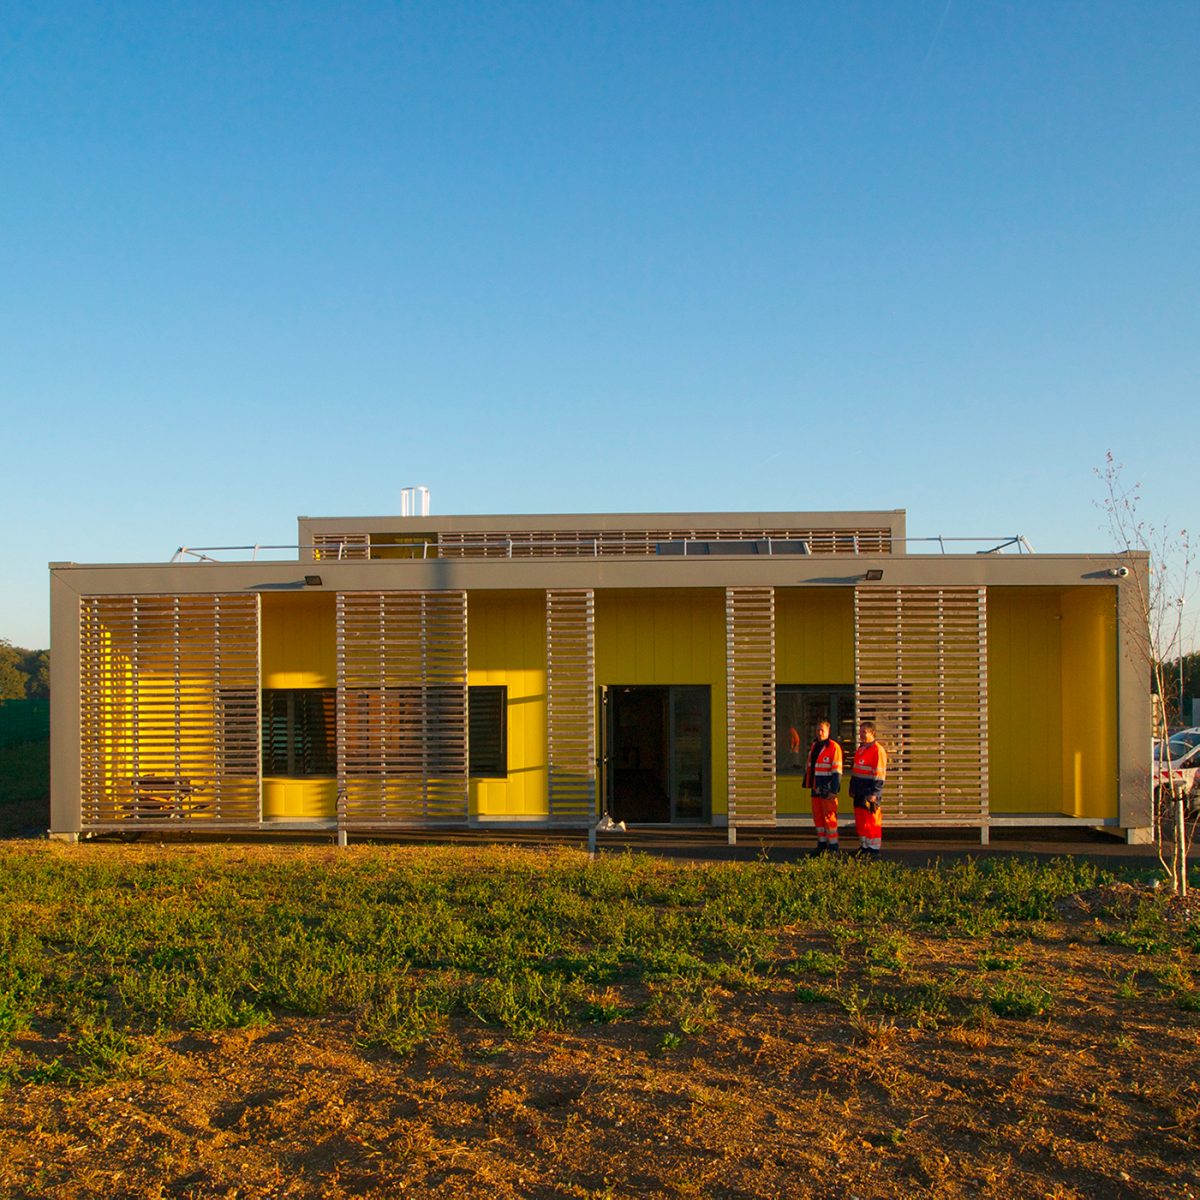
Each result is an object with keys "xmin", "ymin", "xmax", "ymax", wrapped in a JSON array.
[
  {"xmin": 335, "ymin": 824, "xmax": 1185, "ymax": 873},
  {"xmin": 62, "ymin": 822, "xmax": 1195, "ymax": 875},
  {"xmin": 591, "ymin": 826, "xmax": 1175, "ymax": 872}
]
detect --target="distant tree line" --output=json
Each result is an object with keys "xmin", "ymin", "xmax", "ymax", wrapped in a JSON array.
[
  {"xmin": 0, "ymin": 641, "xmax": 49, "ymax": 701},
  {"xmin": 1160, "ymin": 651, "xmax": 1200, "ymax": 726}
]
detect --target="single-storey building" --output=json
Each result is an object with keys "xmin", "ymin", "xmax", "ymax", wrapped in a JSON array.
[{"xmin": 49, "ymin": 508, "xmax": 1152, "ymax": 844}]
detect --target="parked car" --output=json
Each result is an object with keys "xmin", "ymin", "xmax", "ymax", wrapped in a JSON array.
[{"xmin": 1154, "ymin": 727, "xmax": 1200, "ymax": 809}]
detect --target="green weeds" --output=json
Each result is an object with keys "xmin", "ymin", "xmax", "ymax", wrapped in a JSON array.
[
  {"xmin": 1115, "ymin": 972, "xmax": 1142, "ymax": 1001},
  {"xmin": 581, "ymin": 989, "xmax": 627, "ymax": 1024},
  {"xmin": 978, "ymin": 944, "xmax": 1025, "ymax": 972},
  {"xmin": 648, "ymin": 983, "xmax": 720, "ymax": 1036},
  {"xmin": 985, "ymin": 977, "xmax": 1055, "ymax": 1019},
  {"xmin": 795, "ymin": 985, "xmax": 832, "ymax": 1003},
  {"xmin": 788, "ymin": 949, "xmax": 841, "ymax": 977},
  {"xmin": 1098, "ymin": 927, "xmax": 1171, "ymax": 955},
  {"xmin": 878, "ymin": 977, "xmax": 958, "ymax": 1027}
]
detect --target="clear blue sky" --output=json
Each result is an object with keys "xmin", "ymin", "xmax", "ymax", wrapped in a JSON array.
[{"xmin": 2, "ymin": 1, "xmax": 1196, "ymax": 651}]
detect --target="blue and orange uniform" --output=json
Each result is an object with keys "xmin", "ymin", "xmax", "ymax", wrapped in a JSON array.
[
  {"xmin": 850, "ymin": 734, "xmax": 887, "ymax": 857},
  {"xmin": 804, "ymin": 732, "xmax": 843, "ymax": 852}
]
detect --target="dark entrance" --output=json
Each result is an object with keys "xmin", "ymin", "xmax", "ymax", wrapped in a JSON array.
[{"xmin": 604, "ymin": 686, "xmax": 710, "ymax": 824}]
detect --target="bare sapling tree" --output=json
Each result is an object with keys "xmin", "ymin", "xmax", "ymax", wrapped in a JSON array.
[{"xmin": 1098, "ymin": 452, "xmax": 1195, "ymax": 895}]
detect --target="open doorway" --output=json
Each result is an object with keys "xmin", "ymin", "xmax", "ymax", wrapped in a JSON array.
[{"xmin": 605, "ymin": 686, "xmax": 710, "ymax": 824}]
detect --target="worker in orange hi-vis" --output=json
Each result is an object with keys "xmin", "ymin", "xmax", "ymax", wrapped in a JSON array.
[
  {"xmin": 804, "ymin": 719, "xmax": 842, "ymax": 855},
  {"xmin": 850, "ymin": 721, "xmax": 887, "ymax": 860}
]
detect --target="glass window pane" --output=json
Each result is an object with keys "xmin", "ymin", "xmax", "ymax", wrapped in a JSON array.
[
  {"xmin": 776, "ymin": 686, "xmax": 854, "ymax": 775},
  {"xmin": 469, "ymin": 686, "xmax": 507, "ymax": 776},
  {"xmin": 671, "ymin": 686, "xmax": 709, "ymax": 820},
  {"xmin": 261, "ymin": 688, "xmax": 335, "ymax": 777}
]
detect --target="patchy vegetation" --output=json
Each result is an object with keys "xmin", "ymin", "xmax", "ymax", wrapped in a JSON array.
[
  {"xmin": 0, "ymin": 739, "xmax": 49, "ymax": 837},
  {"xmin": 0, "ymin": 843, "xmax": 1196, "ymax": 1198}
]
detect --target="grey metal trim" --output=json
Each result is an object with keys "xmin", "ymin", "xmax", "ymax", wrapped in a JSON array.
[
  {"xmin": 988, "ymin": 815, "xmax": 1121, "ymax": 826},
  {"xmin": 1115, "ymin": 572, "xmax": 1152, "ymax": 830},
  {"xmin": 50, "ymin": 571, "xmax": 82, "ymax": 836},
  {"xmin": 48, "ymin": 554, "xmax": 1148, "ymax": 597}
]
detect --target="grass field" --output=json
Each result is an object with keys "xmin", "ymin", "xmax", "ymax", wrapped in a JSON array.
[{"xmin": 0, "ymin": 840, "xmax": 1196, "ymax": 1197}]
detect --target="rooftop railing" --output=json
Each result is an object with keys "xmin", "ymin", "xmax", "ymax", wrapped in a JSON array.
[{"xmin": 169, "ymin": 534, "xmax": 1037, "ymax": 564}]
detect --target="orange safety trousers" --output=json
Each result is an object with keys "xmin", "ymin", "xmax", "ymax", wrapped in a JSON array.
[
  {"xmin": 812, "ymin": 796, "xmax": 839, "ymax": 846},
  {"xmin": 854, "ymin": 804, "xmax": 882, "ymax": 851}
]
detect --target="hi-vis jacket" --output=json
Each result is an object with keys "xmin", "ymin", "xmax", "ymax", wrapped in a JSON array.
[
  {"xmin": 849, "ymin": 741, "xmax": 887, "ymax": 803},
  {"xmin": 804, "ymin": 738, "xmax": 842, "ymax": 797}
]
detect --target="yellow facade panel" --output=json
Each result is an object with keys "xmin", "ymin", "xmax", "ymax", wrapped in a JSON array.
[
  {"xmin": 988, "ymin": 589, "xmax": 1063, "ymax": 813},
  {"xmin": 263, "ymin": 777, "xmax": 337, "ymax": 820},
  {"xmin": 467, "ymin": 592, "xmax": 547, "ymax": 819},
  {"xmin": 261, "ymin": 592, "xmax": 336, "ymax": 688},
  {"xmin": 988, "ymin": 586, "xmax": 1117, "ymax": 818},
  {"xmin": 777, "ymin": 589, "xmax": 854, "ymax": 684},
  {"xmin": 1060, "ymin": 587, "xmax": 1118, "ymax": 819}
]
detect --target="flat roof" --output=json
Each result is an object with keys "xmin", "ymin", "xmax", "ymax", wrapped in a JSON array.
[
  {"xmin": 297, "ymin": 509, "xmax": 907, "ymax": 533},
  {"xmin": 49, "ymin": 550, "xmax": 1145, "ymax": 595}
]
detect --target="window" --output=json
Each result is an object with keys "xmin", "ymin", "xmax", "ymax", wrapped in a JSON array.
[
  {"xmin": 1162, "ymin": 730, "xmax": 1200, "ymax": 762},
  {"xmin": 775, "ymin": 686, "xmax": 855, "ymax": 776},
  {"xmin": 341, "ymin": 686, "xmax": 466, "ymax": 777},
  {"xmin": 469, "ymin": 685, "xmax": 508, "ymax": 776},
  {"xmin": 261, "ymin": 689, "xmax": 336, "ymax": 776}
]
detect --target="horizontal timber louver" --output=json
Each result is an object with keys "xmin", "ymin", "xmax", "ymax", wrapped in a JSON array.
[
  {"xmin": 854, "ymin": 587, "xmax": 988, "ymax": 825},
  {"xmin": 726, "ymin": 587, "xmax": 776, "ymax": 827},
  {"xmin": 436, "ymin": 527, "xmax": 892, "ymax": 558},
  {"xmin": 337, "ymin": 591, "xmax": 468, "ymax": 825},
  {"xmin": 312, "ymin": 533, "xmax": 369, "ymax": 560},
  {"xmin": 546, "ymin": 589, "xmax": 596, "ymax": 822},
  {"xmin": 79, "ymin": 595, "xmax": 260, "ymax": 827}
]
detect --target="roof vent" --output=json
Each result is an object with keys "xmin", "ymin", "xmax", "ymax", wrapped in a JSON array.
[{"xmin": 400, "ymin": 486, "xmax": 430, "ymax": 517}]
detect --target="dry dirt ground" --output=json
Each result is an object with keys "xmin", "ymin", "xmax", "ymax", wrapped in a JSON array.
[{"xmin": 1, "ymin": 894, "xmax": 1197, "ymax": 1200}]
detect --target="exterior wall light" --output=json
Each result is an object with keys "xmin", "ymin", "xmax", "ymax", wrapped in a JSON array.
[
  {"xmin": 863, "ymin": 569, "xmax": 884, "ymax": 581},
  {"xmin": 304, "ymin": 575, "xmax": 323, "ymax": 586}
]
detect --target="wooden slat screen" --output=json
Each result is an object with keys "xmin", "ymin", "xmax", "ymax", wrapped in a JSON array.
[
  {"xmin": 546, "ymin": 589, "xmax": 596, "ymax": 821},
  {"xmin": 726, "ymin": 587, "xmax": 776, "ymax": 827},
  {"xmin": 854, "ymin": 587, "xmax": 989, "ymax": 824},
  {"xmin": 312, "ymin": 533, "xmax": 370, "ymax": 560},
  {"xmin": 79, "ymin": 595, "xmax": 260, "ymax": 827},
  {"xmin": 336, "ymin": 591, "xmax": 468, "ymax": 825},
  {"xmin": 437, "ymin": 527, "xmax": 892, "ymax": 558}
]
